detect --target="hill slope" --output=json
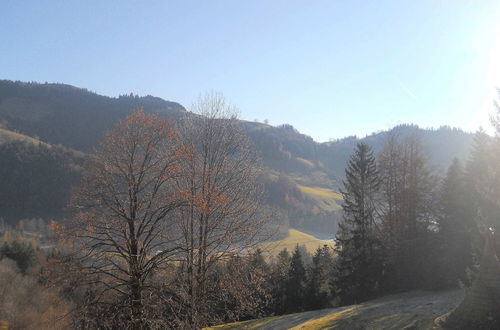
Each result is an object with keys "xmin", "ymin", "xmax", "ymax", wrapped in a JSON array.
[
  {"xmin": 207, "ymin": 290, "xmax": 463, "ymax": 330},
  {"xmin": 0, "ymin": 80, "xmax": 475, "ymax": 234},
  {"xmin": 0, "ymin": 80, "xmax": 186, "ymax": 151},
  {"xmin": 260, "ymin": 228, "xmax": 334, "ymax": 256},
  {"xmin": 0, "ymin": 128, "xmax": 51, "ymax": 147},
  {"xmin": 0, "ymin": 139, "xmax": 84, "ymax": 223}
]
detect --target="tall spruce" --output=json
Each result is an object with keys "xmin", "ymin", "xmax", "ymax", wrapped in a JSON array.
[
  {"xmin": 435, "ymin": 158, "xmax": 475, "ymax": 287},
  {"xmin": 269, "ymin": 248, "xmax": 291, "ymax": 315},
  {"xmin": 284, "ymin": 245, "xmax": 307, "ymax": 313},
  {"xmin": 333, "ymin": 142, "xmax": 382, "ymax": 304},
  {"xmin": 306, "ymin": 245, "xmax": 334, "ymax": 310},
  {"xmin": 443, "ymin": 95, "xmax": 500, "ymax": 329},
  {"xmin": 465, "ymin": 129, "xmax": 496, "ymax": 232},
  {"xmin": 464, "ymin": 129, "xmax": 500, "ymax": 257}
]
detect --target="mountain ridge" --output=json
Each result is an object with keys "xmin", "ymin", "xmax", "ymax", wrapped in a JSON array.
[{"xmin": 0, "ymin": 79, "xmax": 475, "ymax": 235}]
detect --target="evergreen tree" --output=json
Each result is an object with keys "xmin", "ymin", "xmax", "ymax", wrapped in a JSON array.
[
  {"xmin": 284, "ymin": 245, "xmax": 307, "ymax": 313},
  {"xmin": 269, "ymin": 248, "xmax": 291, "ymax": 315},
  {"xmin": 333, "ymin": 142, "xmax": 382, "ymax": 304},
  {"xmin": 0, "ymin": 241, "xmax": 35, "ymax": 273},
  {"xmin": 250, "ymin": 248, "xmax": 269, "ymax": 272},
  {"xmin": 465, "ymin": 129, "xmax": 495, "ymax": 226},
  {"xmin": 306, "ymin": 245, "xmax": 334, "ymax": 310},
  {"xmin": 443, "ymin": 92, "xmax": 500, "ymax": 329},
  {"xmin": 435, "ymin": 159, "xmax": 475, "ymax": 287},
  {"xmin": 464, "ymin": 129, "xmax": 500, "ymax": 255}
]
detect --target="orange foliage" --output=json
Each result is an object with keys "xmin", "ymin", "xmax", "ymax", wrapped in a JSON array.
[{"xmin": 49, "ymin": 220, "xmax": 62, "ymax": 233}]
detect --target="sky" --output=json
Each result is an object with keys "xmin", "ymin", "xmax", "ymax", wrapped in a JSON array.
[{"xmin": 1, "ymin": 0, "xmax": 500, "ymax": 142}]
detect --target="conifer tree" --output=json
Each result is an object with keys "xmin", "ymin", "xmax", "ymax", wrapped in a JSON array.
[
  {"xmin": 0, "ymin": 241, "xmax": 35, "ymax": 273},
  {"xmin": 250, "ymin": 248, "xmax": 269, "ymax": 272},
  {"xmin": 284, "ymin": 245, "xmax": 307, "ymax": 313},
  {"xmin": 269, "ymin": 248, "xmax": 291, "ymax": 315},
  {"xmin": 464, "ymin": 129, "xmax": 500, "ymax": 258},
  {"xmin": 333, "ymin": 142, "xmax": 382, "ymax": 304},
  {"xmin": 441, "ymin": 94, "xmax": 500, "ymax": 329},
  {"xmin": 306, "ymin": 245, "xmax": 334, "ymax": 310},
  {"xmin": 465, "ymin": 129, "xmax": 495, "ymax": 230},
  {"xmin": 435, "ymin": 158, "xmax": 475, "ymax": 287}
]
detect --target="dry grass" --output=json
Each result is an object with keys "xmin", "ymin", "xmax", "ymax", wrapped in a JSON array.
[
  {"xmin": 296, "ymin": 157, "xmax": 315, "ymax": 169},
  {"xmin": 289, "ymin": 306, "xmax": 360, "ymax": 329},
  {"xmin": 207, "ymin": 315, "xmax": 290, "ymax": 329},
  {"xmin": 0, "ymin": 128, "xmax": 48, "ymax": 146},
  {"xmin": 206, "ymin": 290, "xmax": 464, "ymax": 330},
  {"xmin": 296, "ymin": 184, "xmax": 342, "ymax": 212},
  {"xmin": 297, "ymin": 185, "xmax": 342, "ymax": 200},
  {"xmin": 260, "ymin": 229, "xmax": 334, "ymax": 256}
]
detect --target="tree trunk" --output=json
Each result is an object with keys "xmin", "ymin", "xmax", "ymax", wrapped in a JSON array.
[{"xmin": 131, "ymin": 277, "xmax": 142, "ymax": 330}]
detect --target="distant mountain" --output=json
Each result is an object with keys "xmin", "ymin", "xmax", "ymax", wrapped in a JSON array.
[
  {"xmin": 0, "ymin": 80, "xmax": 186, "ymax": 151},
  {"xmin": 0, "ymin": 80, "xmax": 475, "ymax": 235},
  {"xmin": 245, "ymin": 121, "xmax": 473, "ymax": 185},
  {"xmin": 325, "ymin": 124, "xmax": 473, "ymax": 177}
]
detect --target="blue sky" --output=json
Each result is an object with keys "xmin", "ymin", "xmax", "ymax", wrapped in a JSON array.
[{"xmin": 2, "ymin": 1, "xmax": 500, "ymax": 141}]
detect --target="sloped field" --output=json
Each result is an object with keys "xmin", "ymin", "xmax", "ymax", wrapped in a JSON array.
[
  {"xmin": 206, "ymin": 289, "xmax": 463, "ymax": 329},
  {"xmin": 260, "ymin": 228, "xmax": 334, "ymax": 256},
  {"xmin": 0, "ymin": 128, "xmax": 48, "ymax": 146},
  {"xmin": 297, "ymin": 185, "xmax": 342, "ymax": 212}
]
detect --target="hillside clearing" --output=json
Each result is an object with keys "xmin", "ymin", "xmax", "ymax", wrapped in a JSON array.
[
  {"xmin": 260, "ymin": 228, "xmax": 334, "ymax": 256},
  {"xmin": 0, "ymin": 128, "xmax": 48, "ymax": 146},
  {"xmin": 297, "ymin": 185, "xmax": 342, "ymax": 212},
  {"xmin": 297, "ymin": 185, "xmax": 342, "ymax": 200},
  {"xmin": 206, "ymin": 289, "xmax": 463, "ymax": 329}
]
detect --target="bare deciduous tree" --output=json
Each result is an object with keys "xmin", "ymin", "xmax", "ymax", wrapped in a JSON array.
[
  {"xmin": 378, "ymin": 132, "xmax": 437, "ymax": 290},
  {"xmin": 61, "ymin": 96, "xmax": 270, "ymax": 328},
  {"xmin": 172, "ymin": 93, "xmax": 269, "ymax": 328},
  {"xmin": 64, "ymin": 111, "xmax": 183, "ymax": 329}
]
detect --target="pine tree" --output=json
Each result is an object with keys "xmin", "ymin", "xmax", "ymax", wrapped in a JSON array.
[
  {"xmin": 465, "ymin": 129, "xmax": 495, "ymax": 227},
  {"xmin": 464, "ymin": 129, "xmax": 500, "ymax": 256},
  {"xmin": 0, "ymin": 240, "xmax": 35, "ymax": 273},
  {"xmin": 284, "ymin": 245, "xmax": 307, "ymax": 313},
  {"xmin": 306, "ymin": 245, "xmax": 334, "ymax": 310},
  {"xmin": 333, "ymin": 142, "xmax": 382, "ymax": 304},
  {"xmin": 250, "ymin": 248, "xmax": 269, "ymax": 272},
  {"xmin": 269, "ymin": 248, "xmax": 291, "ymax": 315},
  {"xmin": 435, "ymin": 158, "xmax": 475, "ymax": 287},
  {"xmin": 441, "ymin": 93, "xmax": 500, "ymax": 328}
]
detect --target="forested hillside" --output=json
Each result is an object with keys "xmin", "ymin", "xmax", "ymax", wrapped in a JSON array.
[
  {"xmin": 0, "ymin": 80, "xmax": 186, "ymax": 151},
  {"xmin": 0, "ymin": 80, "xmax": 474, "ymax": 234},
  {"xmin": 0, "ymin": 137, "xmax": 84, "ymax": 223}
]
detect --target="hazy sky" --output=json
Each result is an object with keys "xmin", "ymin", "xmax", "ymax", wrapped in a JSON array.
[{"xmin": 2, "ymin": 1, "xmax": 500, "ymax": 141}]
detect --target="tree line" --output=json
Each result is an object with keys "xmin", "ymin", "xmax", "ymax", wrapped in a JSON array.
[
  {"xmin": 2, "ymin": 91, "xmax": 500, "ymax": 329},
  {"xmin": 333, "ymin": 120, "xmax": 500, "ymax": 327}
]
